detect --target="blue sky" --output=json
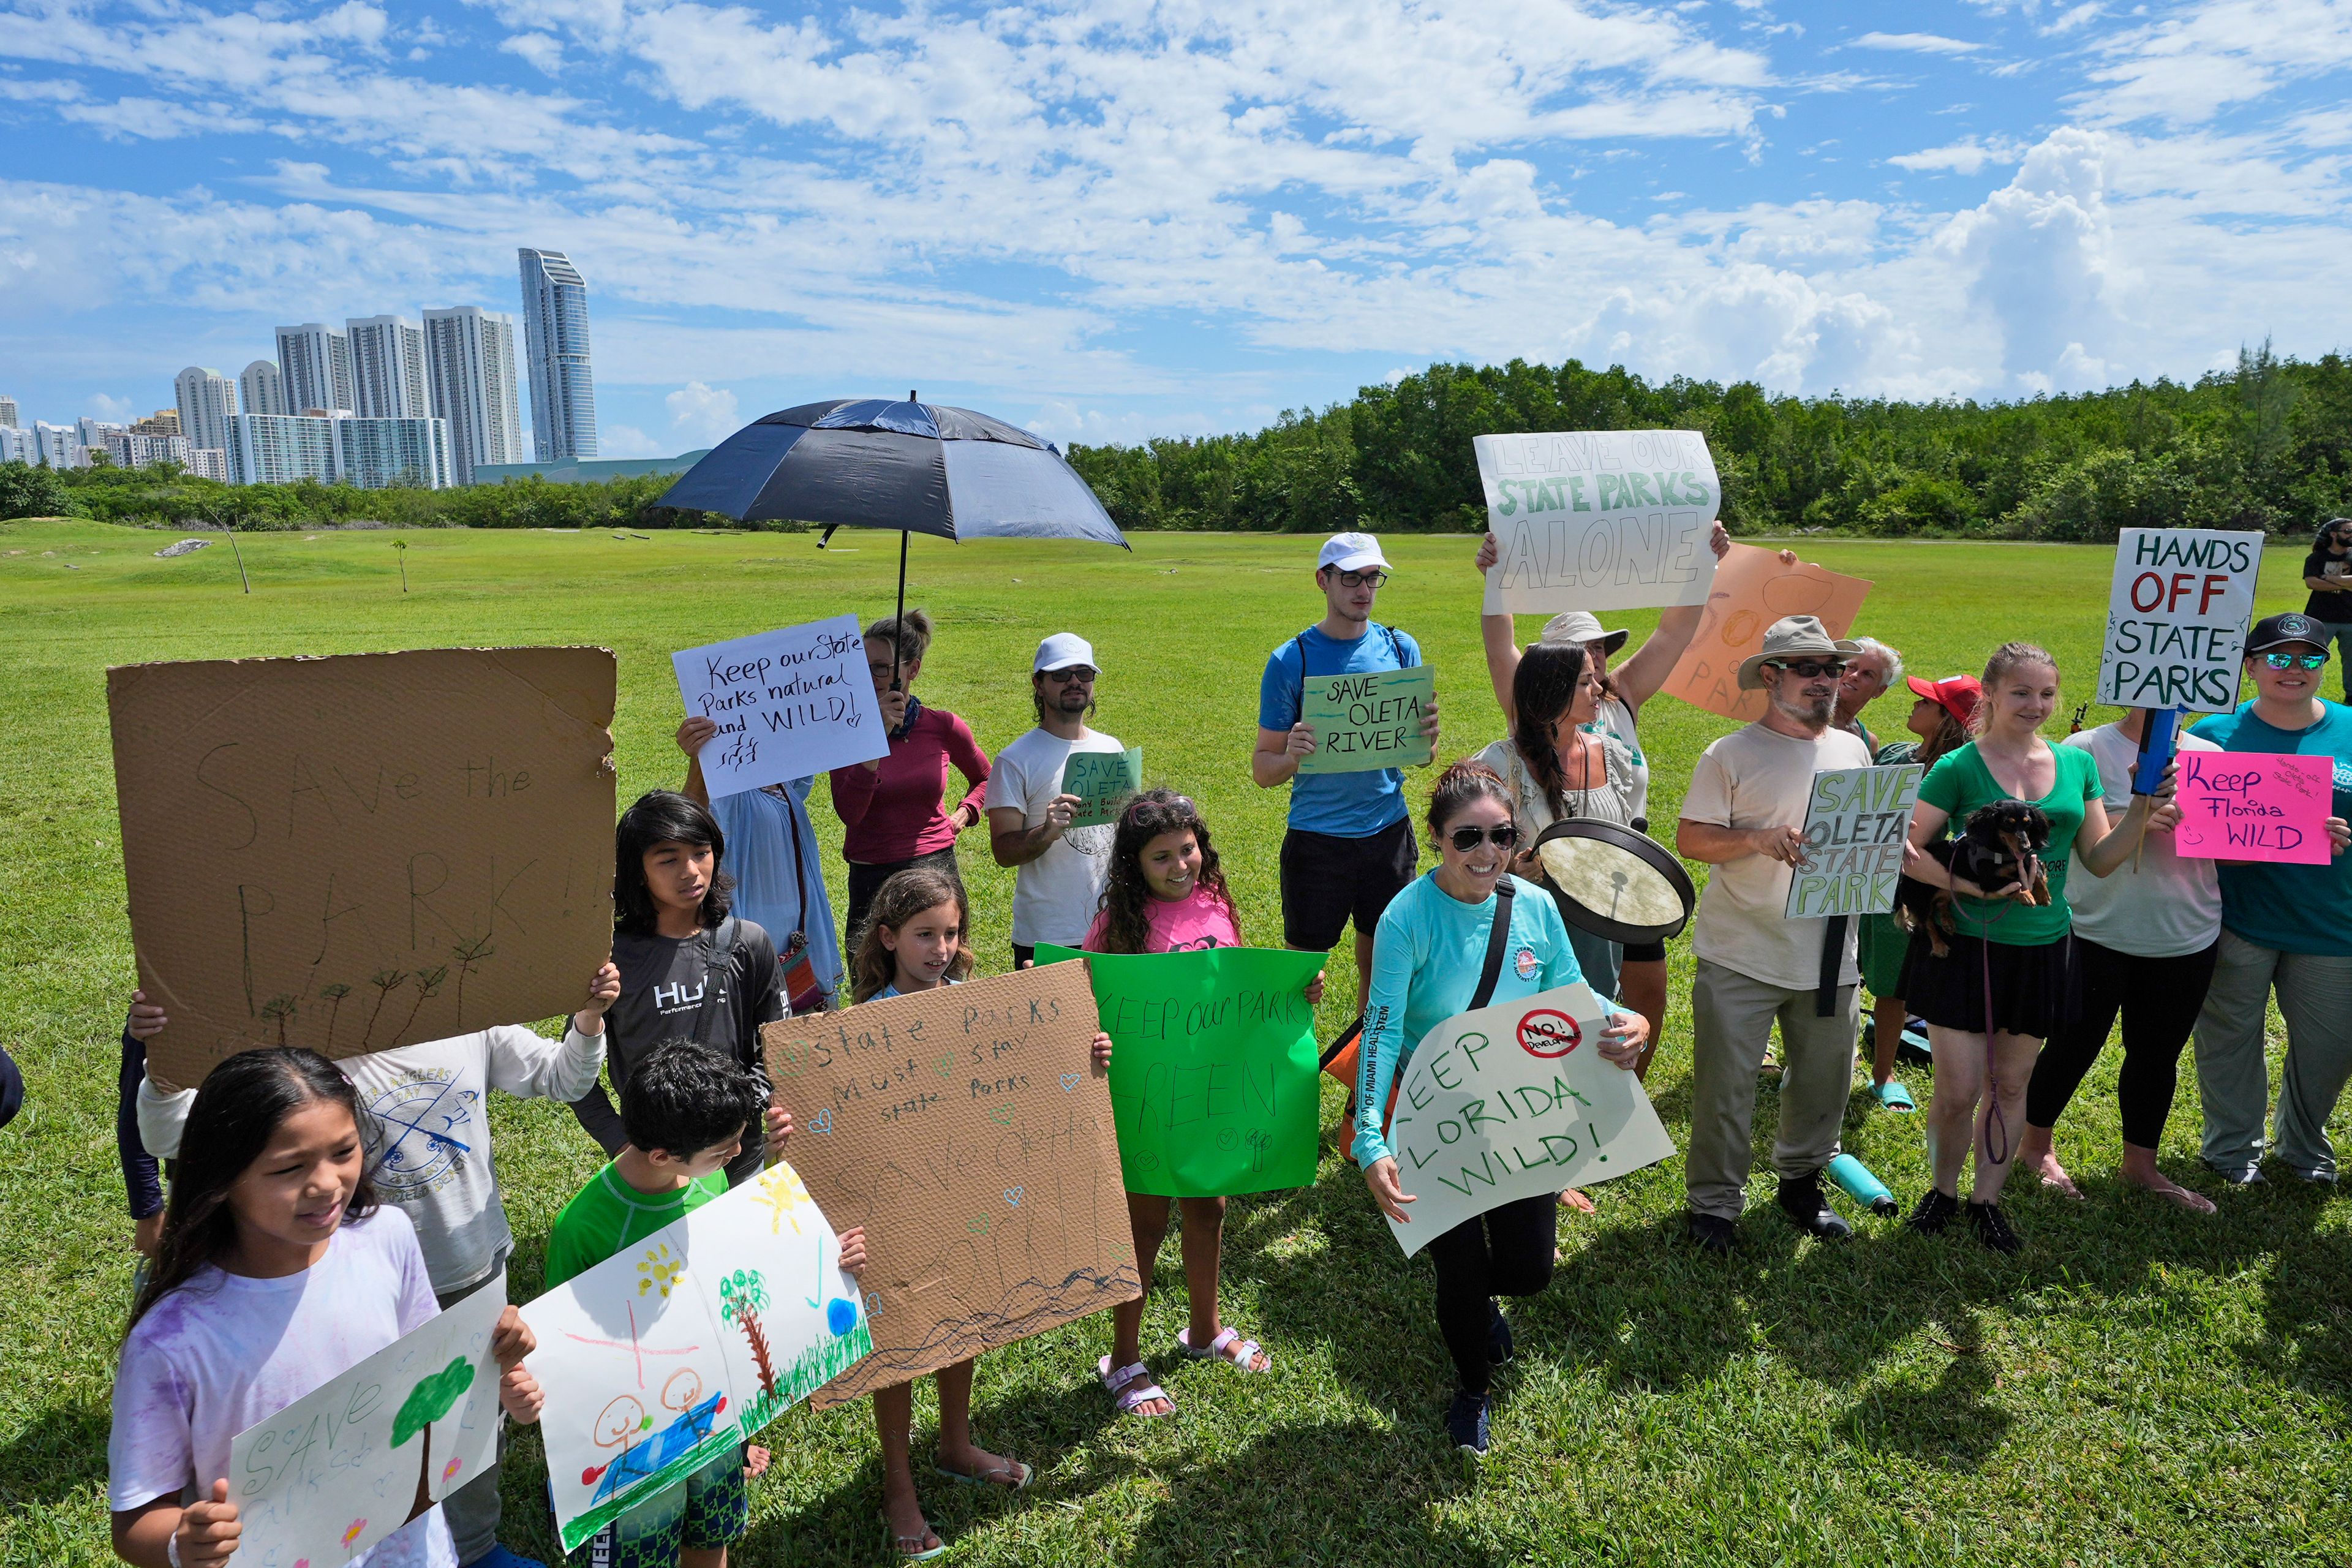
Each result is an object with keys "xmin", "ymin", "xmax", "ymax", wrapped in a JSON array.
[{"xmin": 3, "ymin": 0, "xmax": 2348, "ymax": 455}]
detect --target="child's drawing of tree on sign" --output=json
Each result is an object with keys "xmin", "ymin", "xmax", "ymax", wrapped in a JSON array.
[
  {"xmin": 362, "ymin": 969, "xmax": 408, "ymax": 1047},
  {"xmin": 449, "ymin": 933, "xmax": 496, "ymax": 1025},
  {"xmin": 320, "ymin": 983, "xmax": 352, "ymax": 1048},
  {"xmin": 719, "ymin": 1270, "xmax": 778, "ymax": 1400},
  {"xmin": 392, "ymin": 1356, "xmax": 477, "ymax": 1510},
  {"xmin": 397, "ymin": 965, "xmax": 450, "ymax": 1039},
  {"xmin": 258, "ymin": 994, "xmax": 298, "ymax": 1046}
]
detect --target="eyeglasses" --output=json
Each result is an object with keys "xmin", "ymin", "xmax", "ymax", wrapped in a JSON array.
[
  {"xmin": 1332, "ymin": 568, "xmax": 1389, "ymax": 589},
  {"xmin": 2262, "ymin": 652, "xmax": 2329, "ymax": 670},
  {"xmin": 1447, "ymin": 824, "xmax": 1521, "ymax": 852},
  {"xmin": 1043, "ymin": 667, "xmax": 1097, "ymax": 684},
  {"xmin": 1768, "ymin": 660, "xmax": 1849, "ymax": 679}
]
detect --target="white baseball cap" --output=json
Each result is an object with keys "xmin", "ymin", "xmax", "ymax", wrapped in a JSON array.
[
  {"xmin": 1317, "ymin": 532, "xmax": 1390, "ymax": 573},
  {"xmin": 1033, "ymin": 632, "xmax": 1098, "ymax": 673}
]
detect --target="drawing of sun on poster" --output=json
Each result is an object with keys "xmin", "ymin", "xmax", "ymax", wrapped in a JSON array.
[
  {"xmin": 520, "ymin": 1163, "xmax": 872, "ymax": 1551},
  {"xmin": 1381, "ymin": 982, "xmax": 1675, "ymax": 1258}
]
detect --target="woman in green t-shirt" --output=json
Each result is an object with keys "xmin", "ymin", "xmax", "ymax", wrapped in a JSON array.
[{"xmin": 1899, "ymin": 643, "xmax": 2159, "ymax": 1254}]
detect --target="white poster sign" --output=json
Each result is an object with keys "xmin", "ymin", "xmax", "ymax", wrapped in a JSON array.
[
  {"xmin": 673, "ymin": 615, "xmax": 889, "ymax": 796},
  {"xmin": 1477, "ymin": 429, "xmax": 1722, "ymax": 614},
  {"xmin": 1381, "ymin": 982, "xmax": 1676, "ymax": 1257},
  {"xmin": 1784, "ymin": 764, "xmax": 1925, "ymax": 918},
  {"xmin": 521, "ymin": 1163, "xmax": 872, "ymax": 1551},
  {"xmin": 228, "ymin": 1273, "xmax": 508, "ymax": 1568},
  {"xmin": 2096, "ymin": 529, "xmax": 2265, "ymax": 712}
]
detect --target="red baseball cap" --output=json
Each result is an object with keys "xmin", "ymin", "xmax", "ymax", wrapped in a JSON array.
[{"xmin": 1907, "ymin": 674, "xmax": 1981, "ymax": 728}]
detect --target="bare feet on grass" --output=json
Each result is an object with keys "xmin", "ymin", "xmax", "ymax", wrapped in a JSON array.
[
  {"xmin": 2122, "ymin": 1149, "xmax": 2217, "ymax": 1213},
  {"xmin": 2017, "ymin": 1129, "xmax": 2083, "ymax": 1199}
]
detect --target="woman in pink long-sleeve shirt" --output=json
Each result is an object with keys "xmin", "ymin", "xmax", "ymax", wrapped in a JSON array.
[{"xmin": 831, "ymin": 608, "xmax": 991, "ymax": 949}]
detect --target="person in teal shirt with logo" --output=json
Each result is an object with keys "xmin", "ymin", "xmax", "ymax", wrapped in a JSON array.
[{"xmin": 2189, "ymin": 612, "xmax": 2352, "ymax": 1185}]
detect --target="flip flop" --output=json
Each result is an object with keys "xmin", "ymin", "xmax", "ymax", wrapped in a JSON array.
[
  {"xmin": 1176, "ymin": 1324, "xmax": 1272, "ymax": 1373},
  {"xmin": 1097, "ymin": 1355, "xmax": 1174, "ymax": 1419},
  {"xmin": 885, "ymin": 1522, "xmax": 946, "ymax": 1561},
  {"xmin": 1871, "ymin": 1079, "xmax": 1916, "ymax": 1112},
  {"xmin": 934, "ymin": 1457, "xmax": 1033, "ymax": 1490}
]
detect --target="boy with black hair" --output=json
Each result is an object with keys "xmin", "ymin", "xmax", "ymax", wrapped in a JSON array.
[{"xmin": 544, "ymin": 1038, "xmax": 865, "ymax": 1568}]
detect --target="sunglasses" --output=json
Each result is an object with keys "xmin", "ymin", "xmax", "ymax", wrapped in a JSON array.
[
  {"xmin": 2262, "ymin": 652, "xmax": 2329, "ymax": 670},
  {"xmin": 1768, "ymin": 659, "xmax": 1849, "ymax": 679},
  {"xmin": 1447, "ymin": 824, "xmax": 1522, "ymax": 852},
  {"xmin": 1332, "ymin": 568, "xmax": 1389, "ymax": 589},
  {"xmin": 1043, "ymin": 666, "xmax": 1097, "ymax": 684}
]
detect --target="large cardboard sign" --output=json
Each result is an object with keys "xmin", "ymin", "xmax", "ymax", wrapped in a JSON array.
[
  {"xmin": 522, "ymin": 1164, "xmax": 872, "ymax": 1550},
  {"xmin": 1039, "ymin": 945, "xmax": 1325, "ymax": 1196},
  {"xmin": 2173, "ymin": 751, "xmax": 2335, "ymax": 865},
  {"xmin": 230, "ymin": 1273, "xmax": 507, "ymax": 1568},
  {"xmin": 1661, "ymin": 543, "xmax": 1872, "ymax": 721},
  {"xmin": 1297, "ymin": 666, "xmax": 1436, "ymax": 774},
  {"xmin": 761, "ymin": 965, "xmax": 1140, "ymax": 1406},
  {"xmin": 107, "ymin": 647, "xmax": 617, "ymax": 1088},
  {"xmin": 1477, "ymin": 429, "xmax": 1721, "ymax": 614},
  {"xmin": 673, "ymin": 615, "xmax": 889, "ymax": 796},
  {"xmin": 1381, "ymin": 982, "xmax": 1675, "ymax": 1257},
  {"xmin": 2096, "ymin": 529, "xmax": 2264, "ymax": 712},
  {"xmin": 1785, "ymin": 764, "xmax": 1924, "ymax": 917},
  {"xmin": 1061, "ymin": 745, "xmax": 1143, "ymax": 827}
]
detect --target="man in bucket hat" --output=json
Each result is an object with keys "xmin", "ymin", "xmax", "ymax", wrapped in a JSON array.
[{"xmin": 1675, "ymin": 616, "xmax": 1874, "ymax": 1251}]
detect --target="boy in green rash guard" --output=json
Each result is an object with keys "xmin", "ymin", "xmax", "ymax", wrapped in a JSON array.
[
  {"xmin": 2188, "ymin": 613, "xmax": 2352, "ymax": 1186},
  {"xmin": 540, "ymin": 1039, "xmax": 866, "ymax": 1568}
]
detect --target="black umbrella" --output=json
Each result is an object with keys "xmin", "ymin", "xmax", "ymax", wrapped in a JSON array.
[{"xmin": 659, "ymin": 394, "xmax": 1129, "ymax": 686}]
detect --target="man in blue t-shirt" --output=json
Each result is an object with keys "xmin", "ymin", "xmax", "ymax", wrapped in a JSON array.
[
  {"xmin": 2189, "ymin": 612, "xmax": 2352, "ymax": 1185},
  {"xmin": 1254, "ymin": 532, "xmax": 1443, "ymax": 1008}
]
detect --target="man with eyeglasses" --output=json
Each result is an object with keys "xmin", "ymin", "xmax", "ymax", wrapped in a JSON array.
[
  {"xmin": 2188, "ymin": 612, "xmax": 2352, "ymax": 1185},
  {"xmin": 986, "ymin": 633, "xmax": 1128, "ymax": 970},
  {"xmin": 1675, "ymin": 616, "xmax": 1874, "ymax": 1252},
  {"xmin": 1254, "ymin": 532, "xmax": 1444, "ymax": 1010}
]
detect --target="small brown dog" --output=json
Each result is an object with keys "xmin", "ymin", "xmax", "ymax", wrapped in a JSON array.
[{"xmin": 1896, "ymin": 800, "xmax": 2052, "ymax": 957}]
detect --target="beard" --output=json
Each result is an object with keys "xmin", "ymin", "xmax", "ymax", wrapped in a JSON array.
[{"xmin": 1771, "ymin": 686, "xmax": 1836, "ymax": 726}]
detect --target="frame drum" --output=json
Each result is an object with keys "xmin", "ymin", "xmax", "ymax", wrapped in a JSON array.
[{"xmin": 1532, "ymin": 818, "xmax": 1695, "ymax": 946}]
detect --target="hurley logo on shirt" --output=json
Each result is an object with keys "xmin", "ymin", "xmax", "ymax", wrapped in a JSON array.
[
  {"xmin": 1514, "ymin": 947, "xmax": 1539, "ymax": 979},
  {"xmin": 654, "ymin": 978, "xmax": 709, "ymax": 1012}
]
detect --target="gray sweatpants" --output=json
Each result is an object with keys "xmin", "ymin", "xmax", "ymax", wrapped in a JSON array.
[
  {"xmin": 2192, "ymin": 929, "xmax": 2352, "ymax": 1179},
  {"xmin": 1686, "ymin": 959, "xmax": 1860, "ymax": 1221},
  {"xmin": 434, "ymin": 1262, "xmax": 510, "ymax": 1565}
]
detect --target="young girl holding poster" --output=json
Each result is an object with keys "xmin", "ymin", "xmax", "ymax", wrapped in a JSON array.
[
  {"xmin": 108, "ymin": 1049, "xmax": 543, "ymax": 1568},
  {"xmin": 1080, "ymin": 791, "xmax": 1324, "ymax": 1419}
]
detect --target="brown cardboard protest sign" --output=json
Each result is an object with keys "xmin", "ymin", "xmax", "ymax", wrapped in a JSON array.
[
  {"xmin": 108, "ymin": 647, "xmax": 618, "ymax": 1087},
  {"xmin": 762, "ymin": 964, "xmax": 1141, "ymax": 1408},
  {"xmin": 1661, "ymin": 543, "xmax": 1872, "ymax": 721}
]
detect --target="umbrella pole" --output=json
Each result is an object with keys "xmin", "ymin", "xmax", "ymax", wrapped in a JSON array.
[{"xmin": 892, "ymin": 530, "xmax": 908, "ymax": 692}]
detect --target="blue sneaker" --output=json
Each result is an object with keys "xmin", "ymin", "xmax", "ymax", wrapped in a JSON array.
[
  {"xmin": 1446, "ymin": 1390, "xmax": 1490, "ymax": 1456},
  {"xmin": 467, "ymin": 1549, "xmax": 547, "ymax": 1568}
]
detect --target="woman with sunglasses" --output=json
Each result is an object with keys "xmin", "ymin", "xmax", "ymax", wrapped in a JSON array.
[
  {"xmin": 2302, "ymin": 518, "xmax": 2352, "ymax": 703},
  {"xmin": 1354, "ymin": 761, "xmax": 1648, "ymax": 1457}
]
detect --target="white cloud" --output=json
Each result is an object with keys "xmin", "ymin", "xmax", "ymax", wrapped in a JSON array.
[
  {"xmin": 598, "ymin": 424, "xmax": 660, "ymax": 456},
  {"xmin": 1851, "ymin": 31, "xmax": 1982, "ymax": 55},
  {"xmin": 1889, "ymin": 137, "xmax": 2026, "ymax": 174},
  {"xmin": 86, "ymin": 391, "xmax": 133, "ymax": 418},
  {"xmin": 663, "ymin": 380, "xmax": 740, "ymax": 444}
]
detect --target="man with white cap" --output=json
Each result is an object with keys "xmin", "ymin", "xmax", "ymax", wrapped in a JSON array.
[
  {"xmin": 988, "ymin": 633, "xmax": 1129, "ymax": 969},
  {"xmin": 1254, "ymin": 532, "xmax": 1443, "ymax": 1008},
  {"xmin": 1675, "ymin": 615, "xmax": 1873, "ymax": 1252}
]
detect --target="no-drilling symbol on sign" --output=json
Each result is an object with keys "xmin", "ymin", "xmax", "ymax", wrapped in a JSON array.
[{"xmin": 1517, "ymin": 1008, "xmax": 1580, "ymax": 1058}]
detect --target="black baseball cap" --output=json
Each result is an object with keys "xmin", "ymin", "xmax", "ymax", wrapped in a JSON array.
[{"xmin": 2245, "ymin": 612, "xmax": 2332, "ymax": 655}]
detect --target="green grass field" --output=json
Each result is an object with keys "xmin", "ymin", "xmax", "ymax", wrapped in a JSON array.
[{"xmin": 2, "ymin": 519, "xmax": 2346, "ymax": 1567}]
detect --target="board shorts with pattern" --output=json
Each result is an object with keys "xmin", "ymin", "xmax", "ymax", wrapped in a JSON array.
[{"xmin": 567, "ymin": 1443, "xmax": 749, "ymax": 1568}]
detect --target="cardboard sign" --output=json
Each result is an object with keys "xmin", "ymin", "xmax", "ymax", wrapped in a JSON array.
[
  {"xmin": 1297, "ymin": 666, "xmax": 1436, "ymax": 774},
  {"xmin": 1038, "ymin": 944, "xmax": 1324, "ymax": 1197},
  {"xmin": 1660, "ymin": 543, "xmax": 1872, "ymax": 721},
  {"xmin": 2096, "ymin": 529, "xmax": 2264, "ymax": 712},
  {"xmin": 107, "ymin": 647, "xmax": 617, "ymax": 1088},
  {"xmin": 1381, "ymin": 981, "xmax": 1675, "ymax": 1257},
  {"xmin": 1061, "ymin": 745, "xmax": 1143, "ymax": 828},
  {"xmin": 1785, "ymin": 764, "xmax": 1925, "ymax": 917},
  {"xmin": 673, "ymin": 615, "xmax": 889, "ymax": 796},
  {"xmin": 760, "ymin": 965, "xmax": 1140, "ymax": 1406},
  {"xmin": 522, "ymin": 1163, "xmax": 872, "ymax": 1550},
  {"xmin": 2173, "ymin": 751, "xmax": 2335, "ymax": 865},
  {"xmin": 1477, "ymin": 429, "xmax": 1722, "ymax": 613},
  {"xmin": 230, "ymin": 1272, "xmax": 507, "ymax": 1568}
]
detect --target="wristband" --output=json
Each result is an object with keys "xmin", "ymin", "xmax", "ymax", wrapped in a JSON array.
[{"xmin": 167, "ymin": 1531, "xmax": 184, "ymax": 1568}]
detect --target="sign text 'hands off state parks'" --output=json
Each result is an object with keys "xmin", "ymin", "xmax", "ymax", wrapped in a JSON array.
[
  {"xmin": 2097, "ymin": 529, "xmax": 2264, "ymax": 712},
  {"xmin": 761, "ymin": 964, "xmax": 1139, "ymax": 1406},
  {"xmin": 1477, "ymin": 429, "xmax": 1722, "ymax": 614},
  {"xmin": 1298, "ymin": 666, "xmax": 1434, "ymax": 775},
  {"xmin": 673, "ymin": 615, "xmax": 890, "ymax": 797},
  {"xmin": 1382, "ymin": 981, "xmax": 1675, "ymax": 1257},
  {"xmin": 1784, "ymin": 764, "xmax": 1924, "ymax": 918},
  {"xmin": 107, "ymin": 647, "xmax": 618, "ymax": 1088}
]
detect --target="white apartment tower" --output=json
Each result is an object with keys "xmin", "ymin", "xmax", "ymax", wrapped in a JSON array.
[
  {"xmin": 518, "ymin": 248, "xmax": 598, "ymax": 462},
  {"xmin": 423, "ymin": 306, "xmax": 523, "ymax": 485},
  {"xmin": 0, "ymin": 395, "xmax": 18, "ymax": 428},
  {"xmin": 347, "ymin": 314, "xmax": 429, "ymax": 419},
  {"xmin": 173, "ymin": 367, "xmax": 238, "ymax": 454},
  {"xmin": 276, "ymin": 323, "xmax": 355, "ymax": 414},
  {"xmin": 239, "ymin": 360, "xmax": 288, "ymax": 419}
]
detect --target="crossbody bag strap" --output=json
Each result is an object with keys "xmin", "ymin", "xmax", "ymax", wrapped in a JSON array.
[
  {"xmin": 690, "ymin": 915, "xmax": 739, "ymax": 1043},
  {"xmin": 1467, "ymin": 880, "xmax": 1517, "ymax": 1011},
  {"xmin": 778, "ymin": 796, "xmax": 811, "ymax": 944}
]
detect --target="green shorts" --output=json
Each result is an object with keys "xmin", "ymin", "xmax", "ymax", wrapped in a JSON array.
[
  {"xmin": 567, "ymin": 1443, "xmax": 749, "ymax": 1568},
  {"xmin": 1857, "ymin": 910, "xmax": 1910, "ymax": 1000}
]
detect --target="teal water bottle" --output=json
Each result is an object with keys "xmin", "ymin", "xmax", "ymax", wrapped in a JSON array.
[{"xmin": 1827, "ymin": 1153, "xmax": 1898, "ymax": 1216}]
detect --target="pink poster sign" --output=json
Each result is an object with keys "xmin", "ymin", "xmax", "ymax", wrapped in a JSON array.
[{"xmin": 2173, "ymin": 752, "xmax": 2334, "ymax": 865}]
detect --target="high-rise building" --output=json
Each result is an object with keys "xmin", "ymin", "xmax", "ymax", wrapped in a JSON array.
[
  {"xmin": 228, "ymin": 412, "xmax": 341, "ymax": 485},
  {"xmin": 423, "ymin": 306, "xmax": 523, "ymax": 485},
  {"xmin": 518, "ymin": 248, "xmax": 598, "ymax": 461},
  {"xmin": 0, "ymin": 395, "xmax": 18, "ymax": 428},
  {"xmin": 276, "ymin": 323, "xmax": 355, "ymax": 415},
  {"xmin": 78, "ymin": 417, "xmax": 127, "ymax": 454},
  {"xmin": 173, "ymin": 367, "xmax": 238, "ymax": 454},
  {"xmin": 347, "ymin": 314, "xmax": 429, "ymax": 419},
  {"xmin": 0, "ymin": 426, "xmax": 29, "ymax": 463},
  {"xmin": 336, "ymin": 415, "xmax": 452, "ymax": 489},
  {"xmin": 184, "ymin": 448, "xmax": 230, "ymax": 482},
  {"xmin": 238, "ymin": 361, "xmax": 287, "ymax": 420},
  {"xmin": 132, "ymin": 409, "xmax": 181, "ymax": 437},
  {"xmin": 105, "ymin": 431, "xmax": 191, "ymax": 470},
  {"xmin": 29, "ymin": 422, "xmax": 83, "ymax": 469}
]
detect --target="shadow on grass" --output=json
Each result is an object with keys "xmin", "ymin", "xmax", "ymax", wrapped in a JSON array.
[{"xmin": 0, "ymin": 1397, "xmax": 110, "ymax": 1509}]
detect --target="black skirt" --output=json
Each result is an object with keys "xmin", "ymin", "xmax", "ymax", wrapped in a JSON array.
[{"xmin": 1899, "ymin": 927, "xmax": 2073, "ymax": 1039}]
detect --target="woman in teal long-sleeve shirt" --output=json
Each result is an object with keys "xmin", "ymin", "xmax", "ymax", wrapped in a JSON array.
[{"xmin": 1355, "ymin": 760, "xmax": 1648, "ymax": 1456}]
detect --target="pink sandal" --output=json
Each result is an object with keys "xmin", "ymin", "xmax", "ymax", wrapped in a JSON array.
[
  {"xmin": 1098, "ymin": 1355, "xmax": 1174, "ymax": 1418},
  {"xmin": 1176, "ymin": 1325, "xmax": 1271, "ymax": 1373}
]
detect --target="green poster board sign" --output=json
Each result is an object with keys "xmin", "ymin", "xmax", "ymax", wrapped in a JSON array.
[
  {"xmin": 1039, "ymin": 944, "xmax": 1325, "ymax": 1196},
  {"xmin": 1297, "ymin": 666, "xmax": 1435, "ymax": 774},
  {"xmin": 1060, "ymin": 746, "xmax": 1143, "ymax": 827}
]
